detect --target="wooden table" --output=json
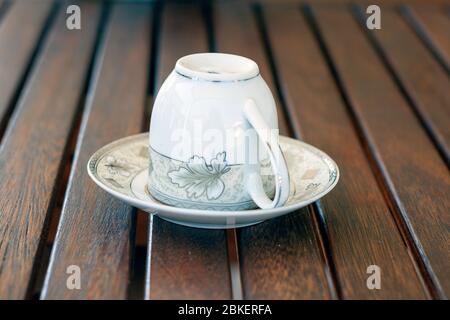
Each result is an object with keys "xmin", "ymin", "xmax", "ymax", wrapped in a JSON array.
[{"xmin": 0, "ymin": 0, "xmax": 448, "ymax": 300}]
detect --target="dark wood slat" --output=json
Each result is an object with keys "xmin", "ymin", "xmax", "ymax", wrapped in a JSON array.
[
  {"xmin": 404, "ymin": 5, "xmax": 450, "ymax": 72},
  {"xmin": 146, "ymin": 2, "xmax": 231, "ymax": 300},
  {"xmin": 266, "ymin": 4, "xmax": 428, "ymax": 299},
  {"xmin": 0, "ymin": 0, "xmax": 53, "ymax": 134},
  {"xmin": 366, "ymin": 8, "xmax": 450, "ymax": 166},
  {"xmin": 214, "ymin": 2, "xmax": 335, "ymax": 299},
  {"xmin": 41, "ymin": 3, "xmax": 151, "ymax": 299},
  {"xmin": 148, "ymin": 217, "xmax": 231, "ymax": 299},
  {"xmin": 313, "ymin": 5, "xmax": 449, "ymax": 298},
  {"xmin": 0, "ymin": 1, "xmax": 101, "ymax": 299}
]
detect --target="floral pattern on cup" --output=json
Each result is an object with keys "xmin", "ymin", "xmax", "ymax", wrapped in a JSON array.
[
  {"xmin": 149, "ymin": 147, "xmax": 275, "ymax": 209},
  {"xmin": 168, "ymin": 152, "xmax": 231, "ymax": 200}
]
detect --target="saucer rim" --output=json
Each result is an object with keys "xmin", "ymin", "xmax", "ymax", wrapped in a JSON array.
[{"xmin": 87, "ymin": 133, "xmax": 340, "ymax": 218}]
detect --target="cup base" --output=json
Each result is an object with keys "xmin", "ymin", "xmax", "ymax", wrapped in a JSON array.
[{"xmin": 148, "ymin": 185, "xmax": 259, "ymax": 211}]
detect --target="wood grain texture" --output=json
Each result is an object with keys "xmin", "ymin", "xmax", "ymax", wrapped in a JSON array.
[
  {"xmin": 214, "ymin": 2, "xmax": 334, "ymax": 299},
  {"xmin": 0, "ymin": 0, "xmax": 53, "ymax": 133},
  {"xmin": 367, "ymin": 7, "xmax": 450, "ymax": 165},
  {"xmin": 146, "ymin": 2, "xmax": 231, "ymax": 300},
  {"xmin": 0, "ymin": 1, "xmax": 101, "ymax": 299},
  {"xmin": 41, "ymin": 3, "xmax": 152, "ymax": 299},
  {"xmin": 404, "ymin": 5, "xmax": 450, "ymax": 72},
  {"xmin": 266, "ymin": 4, "xmax": 428, "ymax": 299},
  {"xmin": 312, "ymin": 5, "xmax": 450, "ymax": 298}
]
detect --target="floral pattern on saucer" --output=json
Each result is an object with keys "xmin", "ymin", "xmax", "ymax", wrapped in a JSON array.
[{"xmin": 88, "ymin": 136, "xmax": 148, "ymax": 197}]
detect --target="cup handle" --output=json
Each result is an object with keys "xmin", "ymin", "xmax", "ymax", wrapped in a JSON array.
[{"xmin": 243, "ymin": 99, "xmax": 290, "ymax": 209}]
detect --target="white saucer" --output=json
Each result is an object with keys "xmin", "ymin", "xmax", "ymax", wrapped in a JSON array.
[{"xmin": 87, "ymin": 133, "xmax": 339, "ymax": 229}]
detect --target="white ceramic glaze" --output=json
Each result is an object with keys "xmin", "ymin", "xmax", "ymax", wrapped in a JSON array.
[
  {"xmin": 87, "ymin": 133, "xmax": 340, "ymax": 229},
  {"xmin": 149, "ymin": 53, "xmax": 290, "ymax": 209}
]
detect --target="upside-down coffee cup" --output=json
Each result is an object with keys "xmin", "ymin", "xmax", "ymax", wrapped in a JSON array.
[{"xmin": 148, "ymin": 53, "xmax": 290, "ymax": 210}]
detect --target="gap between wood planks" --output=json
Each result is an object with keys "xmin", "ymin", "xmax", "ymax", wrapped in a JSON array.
[
  {"xmin": 399, "ymin": 5, "xmax": 450, "ymax": 166},
  {"xmin": 400, "ymin": 5, "xmax": 450, "ymax": 76}
]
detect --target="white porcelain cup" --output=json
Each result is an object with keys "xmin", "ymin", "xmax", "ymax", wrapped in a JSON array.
[{"xmin": 149, "ymin": 53, "xmax": 290, "ymax": 210}]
